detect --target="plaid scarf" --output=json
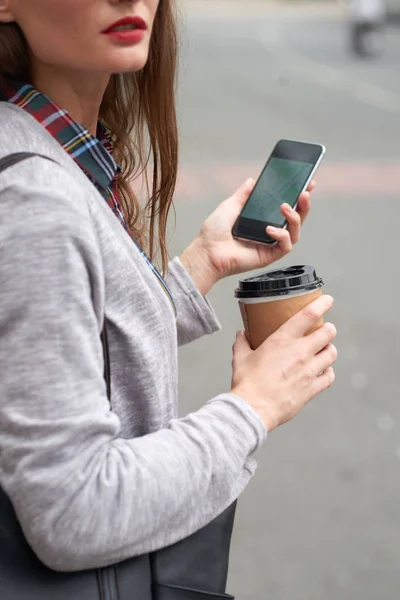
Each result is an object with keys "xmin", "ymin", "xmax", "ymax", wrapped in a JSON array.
[{"xmin": 0, "ymin": 79, "xmax": 176, "ymax": 315}]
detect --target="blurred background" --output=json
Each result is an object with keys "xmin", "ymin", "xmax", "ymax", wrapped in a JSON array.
[{"xmin": 169, "ymin": 0, "xmax": 400, "ymax": 598}]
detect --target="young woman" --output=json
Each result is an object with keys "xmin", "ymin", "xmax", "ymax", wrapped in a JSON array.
[{"xmin": 0, "ymin": 1, "xmax": 337, "ymax": 597}]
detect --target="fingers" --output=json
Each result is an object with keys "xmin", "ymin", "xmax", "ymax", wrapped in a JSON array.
[
  {"xmin": 305, "ymin": 322, "xmax": 337, "ymax": 355},
  {"xmin": 296, "ymin": 191, "xmax": 311, "ymax": 224},
  {"xmin": 280, "ymin": 202, "xmax": 302, "ymax": 244},
  {"xmin": 279, "ymin": 295, "xmax": 334, "ymax": 338},
  {"xmin": 307, "ymin": 179, "xmax": 316, "ymax": 193},
  {"xmin": 265, "ymin": 225, "xmax": 292, "ymax": 253},
  {"xmin": 232, "ymin": 330, "xmax": 252, "ymax": 367},
  {"xmin": 282, "ymin": 184, "xmax": 313, "ymax": 230},
  {"xmin": 270, "ymin": 189, "xmax": 312, "ymax": 249},
  {"xmin": 310, "ymin": 343, "xmax": 338, "ymax": 377},
  {"xmin": 310, "ymin": 366, "xmax": 336, "ymax": 397}
]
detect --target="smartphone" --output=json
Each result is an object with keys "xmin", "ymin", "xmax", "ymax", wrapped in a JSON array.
[{"xmin": 232, "ymin": 139, "xmax": 325, "ymax": 245}]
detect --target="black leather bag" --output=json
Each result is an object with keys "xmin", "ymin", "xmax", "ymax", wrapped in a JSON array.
[{"xmin": 0, "ymin": 153, "xmax": 236, "ymax": 600}]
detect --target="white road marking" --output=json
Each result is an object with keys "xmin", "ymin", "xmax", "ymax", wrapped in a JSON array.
[{"xmin": 257, "ymin": 28, "xmax": 400, "ymax": 114}]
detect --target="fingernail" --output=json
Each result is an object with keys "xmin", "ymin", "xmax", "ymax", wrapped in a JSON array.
[{"xmin": 267, "ymin": 226, "xmax": 278, "ymax": 233}]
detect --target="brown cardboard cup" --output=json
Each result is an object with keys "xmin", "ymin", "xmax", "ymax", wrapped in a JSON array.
[{"xmin": 235, "ymin": 266, "xmax": 324, "ymax": 350}]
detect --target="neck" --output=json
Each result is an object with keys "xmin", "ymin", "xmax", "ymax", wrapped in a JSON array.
[{"xmin": 31, "ymin": 63, "xmax": 110, "ymax": 136}]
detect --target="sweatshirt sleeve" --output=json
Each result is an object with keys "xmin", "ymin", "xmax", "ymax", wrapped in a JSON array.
[
  {"xmin": 166, "ymin": 257, "xmax": 221, "ymax": 346},
  {"xmin": 0, "ymin": 174, "xmax": 267, "ymax": 573}
]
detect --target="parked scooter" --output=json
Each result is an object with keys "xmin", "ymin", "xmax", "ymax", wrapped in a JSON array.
[{"xmin": 347, "ymin": 0, "xmax": 386, "ymax": 57}]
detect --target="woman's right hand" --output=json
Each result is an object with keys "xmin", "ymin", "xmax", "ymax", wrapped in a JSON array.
[{"xmin": 231, "ymin": 295, "xmax": 337, "ymax": 433}]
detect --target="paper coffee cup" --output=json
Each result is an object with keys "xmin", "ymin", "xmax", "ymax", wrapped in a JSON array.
[{"xmin": 235, "ymin": 265, "xmax": 324, "ymax": 350}]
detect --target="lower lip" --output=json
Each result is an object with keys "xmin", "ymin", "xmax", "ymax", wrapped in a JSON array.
[{"xmin": 103, "ymin": 29, "xmax": 146, "ymax": 44}]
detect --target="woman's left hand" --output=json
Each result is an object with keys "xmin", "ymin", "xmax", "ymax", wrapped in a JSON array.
[{"xmin": 180, "ymin": 178, "xmax": 314, "ymax": 296}]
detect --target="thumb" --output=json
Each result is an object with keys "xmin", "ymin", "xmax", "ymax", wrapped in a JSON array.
[
  {"xmin": 232, "ymin": 330, "xmax": 252, "ymax": 365},
  {"xmin": 232, "ymin": 178, "xmax": 256, "ymax": 209}
]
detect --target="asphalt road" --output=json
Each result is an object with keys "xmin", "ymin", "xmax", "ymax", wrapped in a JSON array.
[{"xmin": 169, "ymin": 3, "xmax": 400, "ymax": 599}]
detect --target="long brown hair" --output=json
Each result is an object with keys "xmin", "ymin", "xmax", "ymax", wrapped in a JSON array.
[{"xmin": 0, "ymin": 1, "xmax": 179, "ymax": 274}]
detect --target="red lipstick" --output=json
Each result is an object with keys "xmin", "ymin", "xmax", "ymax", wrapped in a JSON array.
[{"xmin": 102, "ymin": 16, "xmax": 147, "ymax": 44}]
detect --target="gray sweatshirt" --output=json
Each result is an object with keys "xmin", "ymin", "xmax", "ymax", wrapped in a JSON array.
[{"xmin": 0, "ymin": 103, "xmax": 267, "ymax": 573}]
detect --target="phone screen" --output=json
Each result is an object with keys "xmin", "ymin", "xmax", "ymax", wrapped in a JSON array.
[{"xmin": 240, "ymin": 156, "xmax": 316, "ymax": 227}]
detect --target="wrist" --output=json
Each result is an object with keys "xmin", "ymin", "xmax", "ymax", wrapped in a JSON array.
[
  {"xmin": 180, "ymin": 239, "xmax": 220, "ymax": 296},
  {"xmin": 231, "ymin": 386, "xmax": 276, "ymax": 433}
]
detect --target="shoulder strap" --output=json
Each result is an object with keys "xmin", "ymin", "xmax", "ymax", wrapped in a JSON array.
[
  {"xmin": 0, "ymin": 152, "xmax": 57, "ymax": 171},
  {"xmin": 0, "ymin": 152, "xmax": 111, "ymax": 401}
]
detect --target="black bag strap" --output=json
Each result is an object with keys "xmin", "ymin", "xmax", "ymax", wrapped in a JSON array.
[
  {"xmin": 101, "ymin": 319, "xmax": 111, "ymax": 400},
  {"xmin": 0, "ymin": 152, "xmax": 57, "ymax": 171},
  {"xmin": 0, "ymin": 152, "xmax": 111, "ymax": 401}
]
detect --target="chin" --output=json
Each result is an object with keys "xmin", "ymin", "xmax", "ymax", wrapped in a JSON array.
[{"xmin": 105, "ymin": 47, "xmax": 150, "ymax": 75}]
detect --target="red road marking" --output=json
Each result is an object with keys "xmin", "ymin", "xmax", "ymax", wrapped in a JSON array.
[
  {"xmin": 131, "ymin": 161, "xmax": 400, "ymax": 201},
  {"xmin": 173, "ymin": 161, "xmax": 400, "ymax": 201}
]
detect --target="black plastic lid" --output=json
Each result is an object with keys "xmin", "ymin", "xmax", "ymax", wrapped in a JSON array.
[{"xmin": 235, "ymin": 265, "xmax": 323, "ymax": 299}]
